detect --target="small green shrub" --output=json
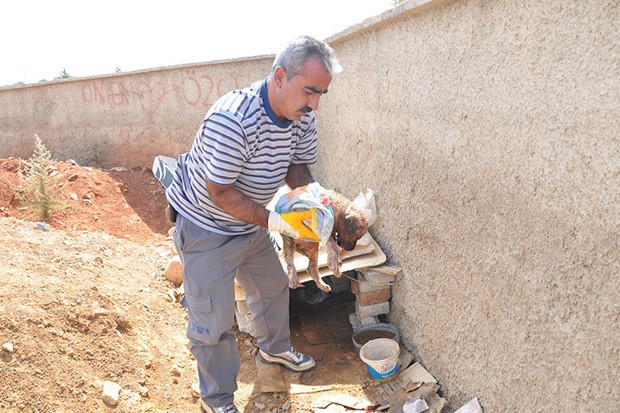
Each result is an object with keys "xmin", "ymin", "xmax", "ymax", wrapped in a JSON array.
[
  {"xmin": 54, "ymin": 68, "xmax": 71, "ymax": 80},
  {"xmin": 15, "ymin": 134, "xmax": 67, "ymax": 221}
]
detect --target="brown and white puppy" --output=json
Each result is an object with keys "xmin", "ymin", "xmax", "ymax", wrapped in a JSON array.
[{"xmin": 282, "ymin": 190, "xmax": 369, "ymax": 292}]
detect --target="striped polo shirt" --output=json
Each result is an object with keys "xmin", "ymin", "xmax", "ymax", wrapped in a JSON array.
[{"xmin": 166, "ymin": 79, "xmax": 318, "ymax": 235}]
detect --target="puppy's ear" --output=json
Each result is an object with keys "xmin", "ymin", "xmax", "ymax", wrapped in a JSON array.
[
  {"xmin": 345, "ymin": 205, "xmax": 369, "ymax": 227},
  {"xmin": 344, "ymin": 214, "xmax": 362, "ymax": 234}
]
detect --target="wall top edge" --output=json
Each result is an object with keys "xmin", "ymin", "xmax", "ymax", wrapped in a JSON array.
[
  {"xmin": 0, "ymin": 54, "xmax": 275, "ymax": 91},
  {"xmin": 326, "ymin": 0, "xmax": 450, "ymax": 45}
]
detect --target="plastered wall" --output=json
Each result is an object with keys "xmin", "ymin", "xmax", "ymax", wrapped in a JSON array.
[
  {"xmin": 0, "ymin": 57, "xmax": 272, "ymax": 167},
  {"xmin": 1, "ymin": 0, "xmax": 618, "ymax": 411},
  {"xmin": 315, "ymin": 0, "xmax": 619, "ymax": 411}
]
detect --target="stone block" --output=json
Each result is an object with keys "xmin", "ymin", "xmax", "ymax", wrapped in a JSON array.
[
  {"xmin": 164, "ymin": 256, "xmax": 183, "ymax": 285},
  {"xmin": 235, "ymin": 300, "xmax": 255, "ymax": 337},
  {"xmin": 234, "ymin": 281, "xmax": 245, "ymax": 301},
  {"xmin": 102, "ymin": 381, "xmax": 121, "ymax": 406}
]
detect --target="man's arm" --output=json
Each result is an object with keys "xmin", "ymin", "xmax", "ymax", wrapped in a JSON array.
[
  {"xmin": 284, "ymin": 163, "xmax": 314, "ymax": 189},
  {"xmin": 206, "ymin": 163, "xmax": 314, "ymax": 229},
  {"xmin": 207, "ymin": 181, "xmax": 270, "ymax": 227}
]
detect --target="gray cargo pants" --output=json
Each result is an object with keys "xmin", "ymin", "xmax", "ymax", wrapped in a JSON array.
[{"xmin": 173, "ymin": 214, "xmax": 291, "ymax": 407}]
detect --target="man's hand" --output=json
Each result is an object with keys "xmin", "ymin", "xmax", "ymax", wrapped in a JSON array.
[{"xmin": 268, "ymin": 211, "xmax": 301, "ymax": 238}]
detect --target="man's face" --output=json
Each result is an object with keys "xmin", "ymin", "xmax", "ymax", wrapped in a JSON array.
[{"xmin": 272, "ymin": 57, "xmax": 332, "ymax": 122}]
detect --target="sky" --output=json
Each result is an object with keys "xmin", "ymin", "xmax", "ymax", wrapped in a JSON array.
[{"xmin": 1, "ymin": 0, "xmax": 394, "ymax": 86}]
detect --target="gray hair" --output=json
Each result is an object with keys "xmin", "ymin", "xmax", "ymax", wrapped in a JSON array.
[{"xmin": 270, "ymin": 35, "xmax": 342, "ymax": 79}]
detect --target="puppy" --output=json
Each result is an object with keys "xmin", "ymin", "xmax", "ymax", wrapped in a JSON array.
[{"xmin": 282, "ymin": 190, "xmax": 369, "ymax": 292}]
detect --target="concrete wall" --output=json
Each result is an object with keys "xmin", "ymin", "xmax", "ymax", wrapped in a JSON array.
[
  {"xmin": 316, "ymin": 0, "xmax": 619, "ymax": 411},
  {"xmin": 0, "ymin": 57, "xmax": 272, "ymax": 167},
  {"xmin": 1, "ymin": 0, "xmax": 618, "ymax": 411}
]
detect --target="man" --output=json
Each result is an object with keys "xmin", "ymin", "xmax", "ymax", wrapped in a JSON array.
[{"xmin": 166, "ymin": 35, "xmax": 340, "ymax": 413}]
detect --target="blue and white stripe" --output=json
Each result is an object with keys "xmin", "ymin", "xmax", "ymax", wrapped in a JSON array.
[{"xmin": 166, "ymin": 79, "xmax": 318, "ymax": 235}]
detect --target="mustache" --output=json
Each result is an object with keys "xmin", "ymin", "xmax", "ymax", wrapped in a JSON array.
[{"xmin": 299, "ymin": 106, "xmax": 312, "ymax": 114}]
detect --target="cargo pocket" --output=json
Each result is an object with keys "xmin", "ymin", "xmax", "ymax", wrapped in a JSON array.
[{"xmin": 181, "ymin": 293, "xmax": 219, "ymax": 345}]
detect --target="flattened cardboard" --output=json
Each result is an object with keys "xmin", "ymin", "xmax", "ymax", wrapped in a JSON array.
[
  {"xmin": 372, "ymin": 362, "xmax": 437, "ymax": 407},
  {"xmin": 254, "ymin": 357, "xmax": 286, "ymax": 393},
  {"xmin": 291, "ymin": 235, "xmax": 387, "ymax": 283}
]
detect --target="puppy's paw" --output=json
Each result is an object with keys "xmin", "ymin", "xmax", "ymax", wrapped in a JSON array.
[
  {"xmin": 288, "ymin": 274, "xmax": 304, "ymax": 289},
  {"xmin": 326, "ymin": 256, "xmax": 342, "ymax": 278},
  {"xmin": 315, "ymin": 279, "xmax": 332, "ymax": 292}
]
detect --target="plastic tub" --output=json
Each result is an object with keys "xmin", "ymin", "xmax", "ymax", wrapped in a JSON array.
[{"xmin": 352, "ymin": 323, "xmax": 399, "ymax": 352}]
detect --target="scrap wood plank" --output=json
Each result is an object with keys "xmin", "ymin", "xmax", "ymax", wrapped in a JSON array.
[
  {"xmin": 311, "ymin": 393, "xmax": 373, "ymax": 410},
  {"xmin": 289, "ymin": 383, "xmax": 340, "ymax": 394}
]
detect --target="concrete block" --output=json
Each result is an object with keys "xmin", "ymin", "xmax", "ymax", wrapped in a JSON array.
[
  {"xmin": 359, "ymin": 268, "xmax": 397, "ymax": 285},
  {"xmin": 351, "ymin": 275, "xmax": 391, "ymax": 294},
  {"xmin": 355, "ymin": 301, "xmax": 390, "ymax": 318},
  {"xmin": 349, "ymin": 312, "xmax": 361, "ymax": 329},
  {"xmin": 349, "ymin": 313, "xmax": 380, "ymax": 329},
  {"xmin": 360, "ymin": 315, "xmax": 380, "ymax": 326}
]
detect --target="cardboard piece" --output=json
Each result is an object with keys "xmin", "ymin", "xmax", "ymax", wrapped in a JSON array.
[
  {"xmin": 235, "ymin": 229, "xmax": 385, "ymax": 302},
  {"xmin": 383, "ymin": 383, "xmax": 445, "ymax": 413},
  {"xmin": 291, "ymin": 235, "xmax": 387, "ymax": 283},
  {"xmin": 254, "ymin": 357, "xmax": 286, "ymax": 393},
  {"xmin": 372, "ymin": 362, "xmax": 438, "ymax": 408},
  {"xmin": 398, "ymin": 345, "xmax": 414, "ymax": 371}
]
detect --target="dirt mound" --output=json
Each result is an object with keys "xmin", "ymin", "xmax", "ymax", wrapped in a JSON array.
[
  {"xmin": 0, "ymin": 159, "xmax": 373, "ymax": 413},
  {"xmin": 0, "ymin": 157, "xmax": 171, "ymax": 240},
  {"xmin": 0, "ymin": 161, "xmax": 262, "ymax": 413}
]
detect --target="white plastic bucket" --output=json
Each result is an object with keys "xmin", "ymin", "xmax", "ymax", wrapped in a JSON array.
[{"xmin": 359, "ymin": 338, "xmax": 400, "ymax": 382}]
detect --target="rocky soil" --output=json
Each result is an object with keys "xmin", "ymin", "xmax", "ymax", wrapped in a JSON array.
[{"xmin": 0, "ymin": 158, "xmax": 376, "ymax": 413}]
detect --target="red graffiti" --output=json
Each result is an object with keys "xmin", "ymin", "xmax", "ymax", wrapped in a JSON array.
[
  {"xmin": 136, "ymin": 81, "xmax": 167, "ymax": 115},
  {"xmin": 81, "ymin": 80, "xmax": 129, "ymax": 106},
  {"xmin": 181, "ymin": 75, "xmax": 215, "ymax": 107},
  {"xmin": 80, "ymin": 73, "xmax": 252, "ymax": 115}
]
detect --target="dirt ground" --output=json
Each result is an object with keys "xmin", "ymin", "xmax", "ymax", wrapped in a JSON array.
[{"xmin": 0, "ymin": 158, "xmax": 379, "ymax": 413}]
